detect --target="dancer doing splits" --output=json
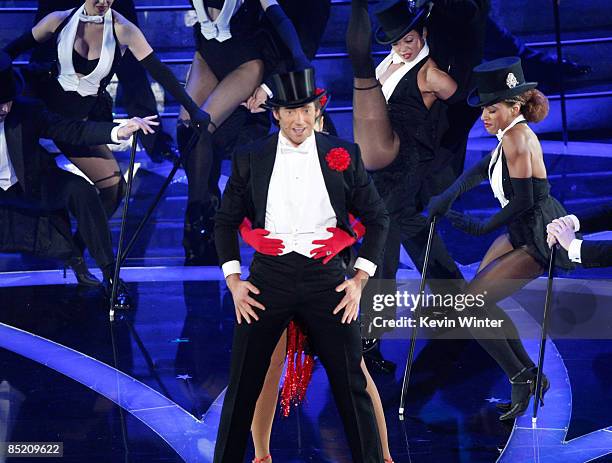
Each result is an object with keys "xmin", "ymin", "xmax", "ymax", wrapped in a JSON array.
[{"xmin": 428, "ymin": 57, "xmax": 575, "ymax": 420}]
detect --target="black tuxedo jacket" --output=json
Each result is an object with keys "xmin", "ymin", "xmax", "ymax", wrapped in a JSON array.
[
  {"xmin": 577, "ymin": 204, "xmax": 612, "ymax": 268},
  {"xmin": 4, "ymin": 97, "xmax": 116, "ymax": 198},
  {"xmin": 215, "ymin": 132, "xmax": 389, "ymax": 268}
]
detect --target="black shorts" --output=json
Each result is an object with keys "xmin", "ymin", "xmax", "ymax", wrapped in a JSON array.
[{"xmin": 193, "ymin": 18, "xmax": 262, "ymax": 80}]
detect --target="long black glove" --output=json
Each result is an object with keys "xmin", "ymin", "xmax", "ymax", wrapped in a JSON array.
[
  {"xmin": 139, "ymin": 52, "xmax": 210, "ymax": 130},
  {"xmin": 427, "ymin": 152, "xmax": 492, "ymax": 219},
  {"xmin": 263, "ymin": 4, "xmax": 309, "ymax": 70},
  {"xmin": 447, "ymin": 177, "xmax": 535, "ymax": 236},
  {"xmin": 3, "ymin": 30, "xmax": 38, "ymax": 59}
]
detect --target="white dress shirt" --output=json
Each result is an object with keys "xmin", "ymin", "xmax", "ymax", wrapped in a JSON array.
[
  {"xmin": 0, "ymin": 121, "xmax": 18, "ymax": 191},
  {"xmin": 566, "ymin": 214, "xmax": 583, "ymax": 263},
  {"xmin": 222, "ymin": 132, "xmax": 377, "ymax": 278}
]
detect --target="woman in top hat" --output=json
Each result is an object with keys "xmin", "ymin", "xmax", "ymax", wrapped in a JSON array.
[
  {"xmin": 176, "ymin": 0, "xmax": 314, "ymax": 264},
  {"xmin": 428, "ymin": 56, "xmax": 574, "ymax": 420},
  {"xmin": 238, "ymin": 89, "xmax": 395, "ymax": 463},
  {"xmin": 3, "ymin": 0, "xmax": 209, "ymax": 281},
  {"xmin": 345, "ymin": 0, "xmax": 466, "ymax": 360}
]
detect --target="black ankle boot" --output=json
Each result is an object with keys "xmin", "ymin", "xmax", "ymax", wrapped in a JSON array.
[
  {"xmin": 183, "ymin": 200, "xmax": 219, "ymax": 266},
  {"xmin": 363, "ymin": 339, "xmax": 396, "ymax": 375},
  {"xmin": 499, "ymin": 367, "xmax": 536, "ymax": 421},
  {"xmin": 497, "ymin": 366, "xmax": 549, "ymax": 412},
  {"xmin": 65, "ymin": 256, "xmax": 101, "ymax": 287}
]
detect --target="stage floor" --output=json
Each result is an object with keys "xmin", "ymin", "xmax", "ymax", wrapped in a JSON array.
[{"xmin": 1, "ymin": 267, "xmax": 611, "ymax": 463}]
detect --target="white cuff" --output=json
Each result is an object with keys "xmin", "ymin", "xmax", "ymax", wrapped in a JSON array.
[
  {"xmin": 568, "ymin": 214, "xmax": 581, "ymax": 232},
  {"xmin": 568, "ymin": 239, "xmax": 583, "ymax": 263},
  {"xmin": 222, "ymin": 260, "xmax": 242, "ymax": 279},
  {"xmin": 260, "ymin": 83, "xmax": 273, "ymax": 98},
  {"xmin": 110, "ymin": 121, "xmax": 129, "ymax": 144},
  {"xmin": 354, "ymin": 257, "xmax": 377, "ymax": 277}
]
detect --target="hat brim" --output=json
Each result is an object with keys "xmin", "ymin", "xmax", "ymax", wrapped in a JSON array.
[
  {"xmin": 267, "ymin": 89, "xmax": 327, "ymax": 110},
  {"xmin": 467, "ymin": 82, "xmax": 538, "ymax": 107},
  {"xmin": 0, "ymin": 70, "xmax": 24, "ymax": 104},
  {"xmin": 375, "ymin": 7, "xmax": 428, "ymax": 45}
]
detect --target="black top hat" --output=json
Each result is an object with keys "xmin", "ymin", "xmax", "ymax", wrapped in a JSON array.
[
  {"xmin": 467, "ymin": 57, "xmax": 537, "ymax": 107},
  {"xmin": 374, "ymin": 0, "xmax": 432, "ymax": 45},
  {"xmin": 0, "ymin": 51, "xmax": 23, "ymax": 105},
  {"xmin": 268, "ymin": 68, "xmax": 327, "ymax": 109}
]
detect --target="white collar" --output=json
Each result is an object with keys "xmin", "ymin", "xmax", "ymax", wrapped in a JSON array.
[
  {"xmin": 375, "ymin": 41, "xmax": 430, "ymax": 102},
  {"xmin": 79, "ymin": 6, "xmax": 105, "ymax": 23},
  {"xmin": 496, "ymin": 114, "xmax": 526, "ymax": 141},
  {"xmin": 278, "ymin": 131, "xmax": 315, "ymax": 155}
]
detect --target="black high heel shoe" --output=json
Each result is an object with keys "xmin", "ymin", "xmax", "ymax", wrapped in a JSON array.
[
  {"xmin": 499, "ymin": 367, "xmax": 536, "ymax": 421},
  {"xmin": 183, "ymin": 200, "xmax": 219, "ymax": 266},
  {"xmin": 496, "ymin": 367, "xmax": 549, "ymax": 412},
  {"xmin": 64, "ymin": 256, "xmax": 101, "ymax": 287}
]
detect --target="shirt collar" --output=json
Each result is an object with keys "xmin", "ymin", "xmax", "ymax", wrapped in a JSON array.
[
  {"xmin": 278, "ymin": 131, "xmax": 316, "ymax": 155},
  {"xmin": 496, "ymin": 114, "xmax": 526, "ymax": 141}
]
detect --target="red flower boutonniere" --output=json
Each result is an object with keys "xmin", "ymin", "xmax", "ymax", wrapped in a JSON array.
[
  {"xmin": 315, "ymin": 87, "xmax": 328, "ymax": 108},
  {"xmin": 325, "ymin": 147, "xmax": 351, "ymax": 172}
]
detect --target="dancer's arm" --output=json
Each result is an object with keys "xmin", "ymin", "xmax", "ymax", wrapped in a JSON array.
[
  {"xmin": 447, "ymin": 131, "xmax": 535, "ymax": 235},
  {"xmin": 427, "ymin": 152, "xmax": 492, "ymax": 218},
  {"xmin": 259, "ymin": 0, "xmax": 310, "ymax": 70},
  {"xmin": 114, "ymin": 13, "xmax": 210, "ymax": 127},
  {"xmin": 3, "ymin": 10, "xmax": 68, "ymax": 58},
  {"xmin": 425, "ymin": 66, "xmax": 458, "ymax": 101}
]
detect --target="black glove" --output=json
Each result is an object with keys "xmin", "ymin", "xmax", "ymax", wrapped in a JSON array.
[
  {"xmin": 139, "ymin": 52, "xmax": 210, "ymax": 129},
  {"xmin": 427, "ymin": 193, "xmax": 456, "ymax": 220},
  {"xmin": 426, "ymin": 153, "xmax": 492, "ymax": 221},
  {"xmin": 3, "ymin": 30, "xmax": 38, "ymax": 59},
  {"xmin": 447, "ymin": 177, "xmax": 535, "ymax": 235},
  {"xmin": 447, "ymin": 210, "xmax": 486, "ymax": 236}
]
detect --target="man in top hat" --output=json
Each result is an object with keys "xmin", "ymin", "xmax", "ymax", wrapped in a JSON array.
[
  {"xmin": 213, "ymin": 67, "xmax": 389, "ymax": 462},
  {"xmin": 0, "ymin": 52, "xmax": 156, "ymax": 301},
  {"xmin": 547, "ymin": 206, "xmax": 612, "ymax": 268}
]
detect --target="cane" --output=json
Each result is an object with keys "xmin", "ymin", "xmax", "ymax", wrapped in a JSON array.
[
  {"xmin": 399, "ymin": 216, "xmax": 437, "ymax": 419},
  {"xmin": 119, "ymin": 128, "xmax": 201, "ymax": 265},
  {"xmin": 532, "ymin": 245, "xmax": 557, "ymax": 426},
  {"xmin": 109, "ymin": 133, "xmax": 140, "ymax": 322}
]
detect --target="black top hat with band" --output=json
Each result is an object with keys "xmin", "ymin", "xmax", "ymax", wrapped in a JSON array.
[
  {"xmin": 374, "ymin": 0, "xmax": 432, "ymax": 45},
  {"xmin": 0, "ymin": 51, "xmax": 24, "ymax": 104},
  {"xmin": 468, "ymin": 57, "xmax": 538, "ymax": 107},
  {"xmin": 268, "ymin": 68, "xmax": 327, "ymax": 109}
]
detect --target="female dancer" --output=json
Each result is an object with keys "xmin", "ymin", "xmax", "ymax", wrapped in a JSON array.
[
  {"xmin": 177, "ymin": 0, "xmax": 310, "ymax": 264},
  {"xmin": 428, "ymin": 57, "xmax": 574, "ymax": 420},
  {"xmin": 238, "ymin": 95, "xmax": 394, "ymax": 463},
  {"xmin": 4, "ymin": 0, "xmax": 208, "ymax": 282},
  {"xmin": 345, "ymin": 0, "xmax": 463, "ymax": 281}
]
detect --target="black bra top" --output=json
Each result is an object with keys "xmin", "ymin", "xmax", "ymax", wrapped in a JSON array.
[{"xmin": 72, "ymin": 49, "xmax": 99, "ymax": 75}]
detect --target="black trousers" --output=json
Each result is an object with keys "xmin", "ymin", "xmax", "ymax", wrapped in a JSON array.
[
  {"xmin": 0, "ymin": 171, "xmax": 114, "ymax": 270},
  {"xmin": 213, "ymin": 252, "xmax": 382, "ymax": 463}
]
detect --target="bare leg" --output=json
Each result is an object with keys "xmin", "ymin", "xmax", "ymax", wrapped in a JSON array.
[
  {"xmin": 347, "ymin": 0, "xmax": 400, "ymax": 170},
  {"xmin": 251, "ymin": 330, "xmax": 287, "ymax": 462},
  {"xmin": 361, "ymin": 359, "xmax": 392, "ymax": 461}
]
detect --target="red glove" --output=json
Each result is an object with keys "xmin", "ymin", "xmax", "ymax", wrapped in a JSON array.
[
  {"xmin": 310, "ymin": 227, "xmax": 357, "ymax": 264},
  {"xmin": 348, "ymin": 213, "xmax": 366, "ymax": 240},
  {"xmin": 239, "ymin": 218, "xmax": 284, "ymax": 256}
]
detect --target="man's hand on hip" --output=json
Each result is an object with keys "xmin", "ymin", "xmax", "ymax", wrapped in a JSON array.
[
  {"xmin": 226, "ymin": 274, "xmax": 265, "ymax": 324},
  {"xmin": 333, "ymin": 270, "xmax": 369, "ymax": 324}
]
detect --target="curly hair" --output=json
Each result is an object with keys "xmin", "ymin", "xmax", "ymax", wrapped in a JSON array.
[{"xmin": 504, "ymin": 89, "xmax": 549, "ymax": 123}]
